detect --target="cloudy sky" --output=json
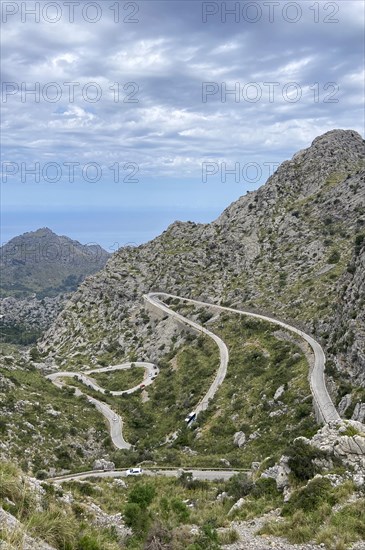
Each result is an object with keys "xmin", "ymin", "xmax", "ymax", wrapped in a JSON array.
[{"xmin": 1, "ymin": 0, "xmax": 364, "ymax": 249}]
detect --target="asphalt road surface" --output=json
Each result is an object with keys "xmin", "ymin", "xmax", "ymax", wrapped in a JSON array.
[
  {"xmin": 47, "ymin": 291, "xmax": 339, "ymax": 453},
  {"xmin": 48, "ymin": 468, "xmax": 244, "ymax": 483},
  {"xmin": 145, "ymin": 293, "xmax": 340, "ymax": 424},
  {"xmin": 47, "ymin": 361, "xmax": 159, "ymax": 450}
]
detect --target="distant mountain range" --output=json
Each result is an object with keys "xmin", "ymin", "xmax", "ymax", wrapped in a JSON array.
[{"xmin": 0, "ymin": 227, "xmax": 110, "ymax": 299}]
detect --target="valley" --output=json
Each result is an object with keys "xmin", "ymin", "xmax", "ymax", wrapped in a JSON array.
[{"xmin": 1, "ymin": 130, "xmax": 365, "ymax": 550}]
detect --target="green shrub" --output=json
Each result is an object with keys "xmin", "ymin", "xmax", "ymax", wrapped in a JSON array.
[
  {"xmin": 76, "ymin": 534, "xmax": 101, "ymax": 550},
  {"xmin": 35, "ymin": 470, "xmax": 48, "ymax": 480},
  {"xmin": 286, "ymin": 439, "xmax": 329, "ymax": 481},
  {"xmin": 354, "ymin": 233, "xmax": 365, "ymax": 255},
  {"xmin": 178, "ymin": 472, "xmax": 205, "ymax": 491},
  {"xmin": 224, "ymin": 473, "xmax": 253, "ymax": 499},
  {"xmin": 0, "ymin": 420, "xmax": 7, "ymax": 434},
  {"xmin": 171, "ymin": 498, "xmax": 190, "ymax": 522},
  {"xmin": 128, "ymin": 483, "xmax": 156, "ymax": 510},
  {"xmin": 124, "ymin": 502, "xmax": 148, "ymax": 536},
  {"xmin": 30, "ymin": 347, "xmax": 41, "ymax": 361},
  {"xmin": 283, "ymin": 477, "xmax": 335, "ymax": 516},
  {"xmin": 188, "ymin": 522, "xmax": 220, "ymax": 550},
  {"xmin": 252, "ymin": 478, "xmax": 279, "ymax": 499},
  {"xmin": 342, "ymin": 425, "xmax": 359, "ymax": 437},
  {"xmin": 77, "ymin": 482, "xmax": 97, "ymax": 496},
  {"xmin": 328, "ymin": 250, "xmax": 340, "ymax": 264}
]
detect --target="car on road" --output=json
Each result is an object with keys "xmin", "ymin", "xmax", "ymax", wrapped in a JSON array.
[
  {"xmin": 113, "ymin": 416, "xmax": 118, "ymax": 422},
  {"xmin": 185, "ymin": 411, "xmax": 196, "ymax": 425},
  {"xmin": 140, "ymin": 384, "xmax": 145, "ymax": 389},
  {"xmin": 126, "ymin": 467, "xmax": 143, "ymax": 476}
]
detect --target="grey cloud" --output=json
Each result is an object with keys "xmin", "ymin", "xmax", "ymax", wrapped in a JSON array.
[{"xmin": 1, "ymin": 0, "xmax": 364, "ymax": 183}]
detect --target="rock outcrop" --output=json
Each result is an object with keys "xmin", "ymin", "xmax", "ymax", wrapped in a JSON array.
[
  {"xmin": 308, "ymin": 420, "xmax": 365, "ymax": 474},
  {"xmin": 261, "ymin": 455, "xmax": 291, "ymax": 490},
  {"xmin": 93, "ymin": 459, "xmax": 115, "ymax": 471},
  {"xmin": 352, "ymin": 403, "xmax": 365, "ymax": 423},
  {"xmin": 233, "ymin": 431, "xmax": 246, "ymax": 448},
  {"xmin": 0, "ymin": 507, "xmax": 57, "ymax": 550}
]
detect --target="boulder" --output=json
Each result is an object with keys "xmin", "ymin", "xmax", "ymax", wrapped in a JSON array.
[
  {"xmin": 114, "ymin": 478, "xmax": 127, "ymax": 488},
  {"xmin": 93, "ymin": 459, "xmax": 115, "ymax": 471},
  {"xmin": 273, "ymin": 384, "xmax": 285, "ymax": 401},
  {"xmin": 261, "ymin": 455, "xmax": 291, "ymax": 490},
  {"xmin": 338, "ymin": 394, "xmax": 352, "ymax": 416},
  {"xmin": 352, "ymin": 402, "xmax": 365, "ymax": 423},
  {"xmin": 233, "ymin": 431, "xmax": 246, "ymax": 448},
  {"xmin": 228, "ymin": 497, "xmax": 246, "ymax": 515}
]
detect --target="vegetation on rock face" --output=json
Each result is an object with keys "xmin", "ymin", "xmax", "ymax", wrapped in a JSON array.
[
  {"xmin": 285, "ymin": 439, "xmax": 332, "ymax": 482},
  {"xmin": 1, "ymin": 459, "xmax": 363, "ymax": 550},
  {"xmin": 0, "ymin": 461, "xmax": 129, "ymax": 549},
  {"xmin": 90, "ymin": 366, "xmax": 145, "ymax": 392},
  {"xmin": 0, "ymin": 345, "xmax": 114, "ymax": 474},
  {"xmin": 0, "ymin": 461, "xmax": 236, "ymax": 550},
  {"xmin": 1, "ymin": 131, "xmax": 365, "ymax": 549},
  {"xmin": 38, "ymin": 131, "xmax": 365, "ymax": 398},
  {"xmin": 260, "ymin": 479, "xmax": 365, "ymax": 549}
]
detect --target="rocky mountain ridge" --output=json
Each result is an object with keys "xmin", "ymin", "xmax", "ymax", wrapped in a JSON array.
[
  {"xmin": 0, "ymin": 228, "xmax": 110, "ymax": 343},
  {"xmin": 39, "ymin": 130, "xmax": 365, "ymax": 399},
  {"xmin": 1, "ymin": 130, "xmax": 365, "ymax": 550},
  {"xmin": 0, "ymin": 227, "xmax": 110, "ymax": 299}
]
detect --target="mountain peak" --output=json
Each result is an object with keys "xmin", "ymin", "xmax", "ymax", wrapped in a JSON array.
[
  {"xmin": 292, "ymin": 129, "xmax": 364, "ymax": 162},
  {"xmin": 0, "ymin": 229, "xmax": 110, "ymax": 299},
  {"xmin": 311, "ymin": 128, "xmax": 363, "ymax": 146},
  {"xmin": 31, "ymin": 227, "xmax": 56, "ymax": 237}
]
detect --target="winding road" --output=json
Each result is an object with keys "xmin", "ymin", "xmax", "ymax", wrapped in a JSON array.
[
  {"xmin": 48, "ymin": 292, "xmax": 339, "ymax": 455},
  {"xmin": 145, "ymin": 293, "xmax": 340, "ymax": 424},
  {"xmin": 47, "ymin": 362, "xmax": 159, "ymax": 450}
]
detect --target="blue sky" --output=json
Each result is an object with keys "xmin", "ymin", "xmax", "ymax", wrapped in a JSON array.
[{"xmin": 1, "ymin": 0, "xmax": 364, "ymax": 249}]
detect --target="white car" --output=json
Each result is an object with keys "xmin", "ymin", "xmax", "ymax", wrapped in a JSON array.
[
  {"xmin": 113, "ymin": 416, "xmax": 118, "ymax": 422},
  {"xmin": 126, "ymin": 467, "xmax": 143, "ymax": 476}
]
